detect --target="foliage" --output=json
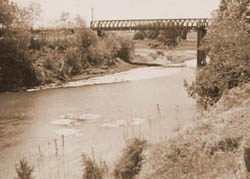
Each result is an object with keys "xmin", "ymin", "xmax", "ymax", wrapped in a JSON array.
[
  {"xmin": 15, "ymin": 159, "xmax": 34, "ymax": 179},
  {"xmin": 82, "ymin": 154, "xmax": 107, "ymax": 179},
  {"xmin": 133, "ymin": 31, "xmax": 144, "ymax": 40},
  {"xmin": 117, "ymin": 37, "xmax": 134, "ymax": 62},
  {"xmin": 0, "ymin": 6, "xmax": 134, "ymax": 91},
  {"xmin": 133, "ymin": 26, "xmax": 188, "ymax": 48},
  {"xmin": 0, "ymin": 0, "xmax": 40, "ymax": 91},
  {"xmin": 113, "ymin": 138, "xmax": 147, "ymax": 179},
  {"xmin": 0, "ymin": 0, "xmax": 17, "ymax": 27},
  {"xmin": 185, "ymin": 0, "xmax": 250, "ymax": 108}
]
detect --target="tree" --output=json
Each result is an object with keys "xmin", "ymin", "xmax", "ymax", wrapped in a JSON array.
[
  {"xmin": 74, "ymin": 14, "xmax": 86, "ymax": 28},
  {"xmin": 0, "ymin": 0, "xmax": 39, "ymax": 91},
  {"xmin": 0, "ymin": 0, "xmax": 17, "ymax": 28},
  {"xmin": 185, "ymin": 0, "xmax": 250, "ymax": 108}
]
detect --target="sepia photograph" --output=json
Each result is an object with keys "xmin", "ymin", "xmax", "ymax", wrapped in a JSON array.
[{"xmin": 1, "ymin": 0, "xmax": 250, "ymax": 178}]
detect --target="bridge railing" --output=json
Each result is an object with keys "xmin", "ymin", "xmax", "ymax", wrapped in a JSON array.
[{"xmin": 90, "ymin": 18, "xmax": 211, "ymax": 31}]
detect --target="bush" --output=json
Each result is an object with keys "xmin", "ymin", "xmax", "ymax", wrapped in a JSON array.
[
  {"xmin": 117, "ymin": 37, "xmax": 134, "ymax": 62},
  {"xmin": 0, "ymin": 31, "xmax": 39, "ymax": 91},
  {"xmin": 15, "ymin": 159, "xmax": 34, "ymax": 179},
  {"xmin": 76, "ymin": 28, "xmax": 98, "ymax": 50},
  {"xmin": 133, "ymin": 31, "xmax": 145, "ymax": 40},
  {"xmin": 113, "ymin": 138, "xmax": 147, "ymax": 179},
  {"xmin": 185, "ymin": 0, "xmax": 250, "ymax": 108},
  {"xmin": 140, "ymin": 27, "xmax": 188, "ymax": 48},
  {"xmin": 82, "ymin": 154, "xmax": 106, "ymax": 179}
]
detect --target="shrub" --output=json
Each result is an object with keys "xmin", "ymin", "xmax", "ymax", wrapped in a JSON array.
[
  {"xmin": 15, "ymin": 159, "xmax": 34, "ymax": 179},
  {"xmin": 142, "ymin": 27, "xmax": 188, "ymax": 48},
  {"xmin": 76, "ymin": 28, "xmax": 98, "ymax": 50},
  {"xmin": 113, "ymin": 138, "xmax": 147, "ymax": 179},
  {"xmin": 117, "ymin": 37, "xmax": 134, "ymax": 62},
  {"xmin": 82, "ymin": 154, "xmax": 105, "ymax": 179},
  {"xmin": 185, "ymin": 0, "xmax": 250, "ymax": 108},
  {"xmin": 0, "ymin": 31, "xmax": 39, "ymax": 90},
  {"xmin": 133, "ymin": 31, "xmax": 145, "ymax": 40}
]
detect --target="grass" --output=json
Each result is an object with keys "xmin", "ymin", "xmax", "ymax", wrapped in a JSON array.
[
  {"xmin": 138, "ymin": 84, "xmax": 250, "ymax": 179},
  {"xmin": 81, "ymin": 153, "xmax": 106, "ymax": 179},
  {"xmin": 113, "ymin": 138, "xmax": 147, "ymax": 179}
]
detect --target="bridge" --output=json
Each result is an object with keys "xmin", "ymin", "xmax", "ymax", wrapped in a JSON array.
[
  {"xmin": 90, "ymin": 18, "xmax": 210, "ymax": 31},
  {"xmin": 90, "ymin": 18, "xmax": 212, "ymax": 67}
]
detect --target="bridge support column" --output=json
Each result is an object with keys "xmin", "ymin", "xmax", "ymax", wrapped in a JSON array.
[
  {"xmin": 97, "ymin": 30, "xmax": 105, "ymax": 37},
  {"xmin": 197, "ymin": 27, "xmax": 207, "ymax": 67}
]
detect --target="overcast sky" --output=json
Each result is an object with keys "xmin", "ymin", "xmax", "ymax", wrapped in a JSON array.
[{"xmin": 14, "ymin": 0, "xmax": 221, "ymax": 27}]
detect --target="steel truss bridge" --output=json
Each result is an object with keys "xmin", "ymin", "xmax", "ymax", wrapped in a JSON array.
[
  {"xmin": 90, "ymin": 18, "xmax": 212, "ymax": 67},
  {"xmin": 90, "ymin": 18, "xmax": 211, "ymax": 31}
]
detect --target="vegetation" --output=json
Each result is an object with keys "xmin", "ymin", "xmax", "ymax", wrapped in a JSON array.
[
  {"xmin": 15, "ymin": 159, "xmax": 34, "ymax": 179},
  {"xmin": 185, "ymin": 0, "xmax": 250, "ymax": 108},
  {"xmin": 0, "ymin": 1, "xmax": 134, "ymax": 92},
  {"xmin": 114, "ymin": 138, "xmax": 147, "ymax": 179},
  {"xmin": 138, "ymin": 83, "xmax": 250, "ymax": 179},
  {"xmin": 133, "ymin": 27, "xmax": 188, "ymax": 48},
  {"xmin": 82, "ymin": 154, "xmax": 108, "ymax": 179},
  {"xmin": 0, "ymin": 0, "xmax": 39, "ymax": 91},
  {"xmin": 29, "ymin": 30, "xmax": 134, "ymax": 85}
]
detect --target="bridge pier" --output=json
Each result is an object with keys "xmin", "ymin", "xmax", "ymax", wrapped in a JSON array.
[
  {"xmin": 197, "ymin": 27, "xmax": 207, "ymax": 67},
  {"xmin": 97, "ymin": 30, "xmax": 105, "ymax": 37}
]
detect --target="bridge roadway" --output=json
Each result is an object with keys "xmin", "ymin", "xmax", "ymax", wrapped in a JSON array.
[{"xmin": 90, "ymin": 18, "xmax": 211, "ymax": 31}]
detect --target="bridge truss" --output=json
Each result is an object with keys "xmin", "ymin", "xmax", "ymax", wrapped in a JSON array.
[{"xmin": 90, "ymin": 18, "xmax": 211, "ymax": 31}]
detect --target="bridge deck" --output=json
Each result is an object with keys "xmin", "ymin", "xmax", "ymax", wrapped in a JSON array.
[{"xmin": 91, "ymin": 18, "xmax": 211, "ymax": 31}]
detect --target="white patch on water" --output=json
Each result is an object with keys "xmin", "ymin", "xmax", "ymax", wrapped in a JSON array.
[
  {"xmin": 77, "ymin": 114, "xmax": 101, "ymax": 121},
  {"xmin": 101, "ymin": 118, "xmax": 146, "ymax": 128},
  {"xmin": 55, "ymin": 128, "xmax": 79, "ymax": 136},
  {"xmin": 102, "ymin": 120, "xmax": 127, "ymax": 128},
  {"xmin": 50, "ymin": 119, "xmax": 75, "ymax": 126},
  {"xmin": 101, "ymin": 123, "xmax": 117, "ymax": 128},
  {"xmin": 131, "ymin": 118, "xmax": 145, "ymax": 126}
]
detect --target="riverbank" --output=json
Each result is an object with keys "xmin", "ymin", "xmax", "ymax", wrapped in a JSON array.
[
  {"xmin": 23, "ymin": 39, "xmax": 197, "ymax": 92},
  {"xmin": 138, "ymin": 84, "xmax": 250, "ymax": 179}
]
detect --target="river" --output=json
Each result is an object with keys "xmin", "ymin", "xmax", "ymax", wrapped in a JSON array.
[{"xmin": 0, "ymin": 64, "xmax": 196, "ymax": 179}]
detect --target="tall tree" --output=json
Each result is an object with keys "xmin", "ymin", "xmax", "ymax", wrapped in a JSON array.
[{"xmin": 185, "ymin": 0, "xmax": 250, "ymax": 107}]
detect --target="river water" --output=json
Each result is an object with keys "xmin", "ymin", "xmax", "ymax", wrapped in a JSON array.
[{"xmin": 0, "ymin": 64, "xmax": 196, "ymax": 179}]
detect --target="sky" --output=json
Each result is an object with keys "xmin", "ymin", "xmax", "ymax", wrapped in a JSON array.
[{"xmin": 14, "ymin": 0, "xmax": 221, "ymax": 27}]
